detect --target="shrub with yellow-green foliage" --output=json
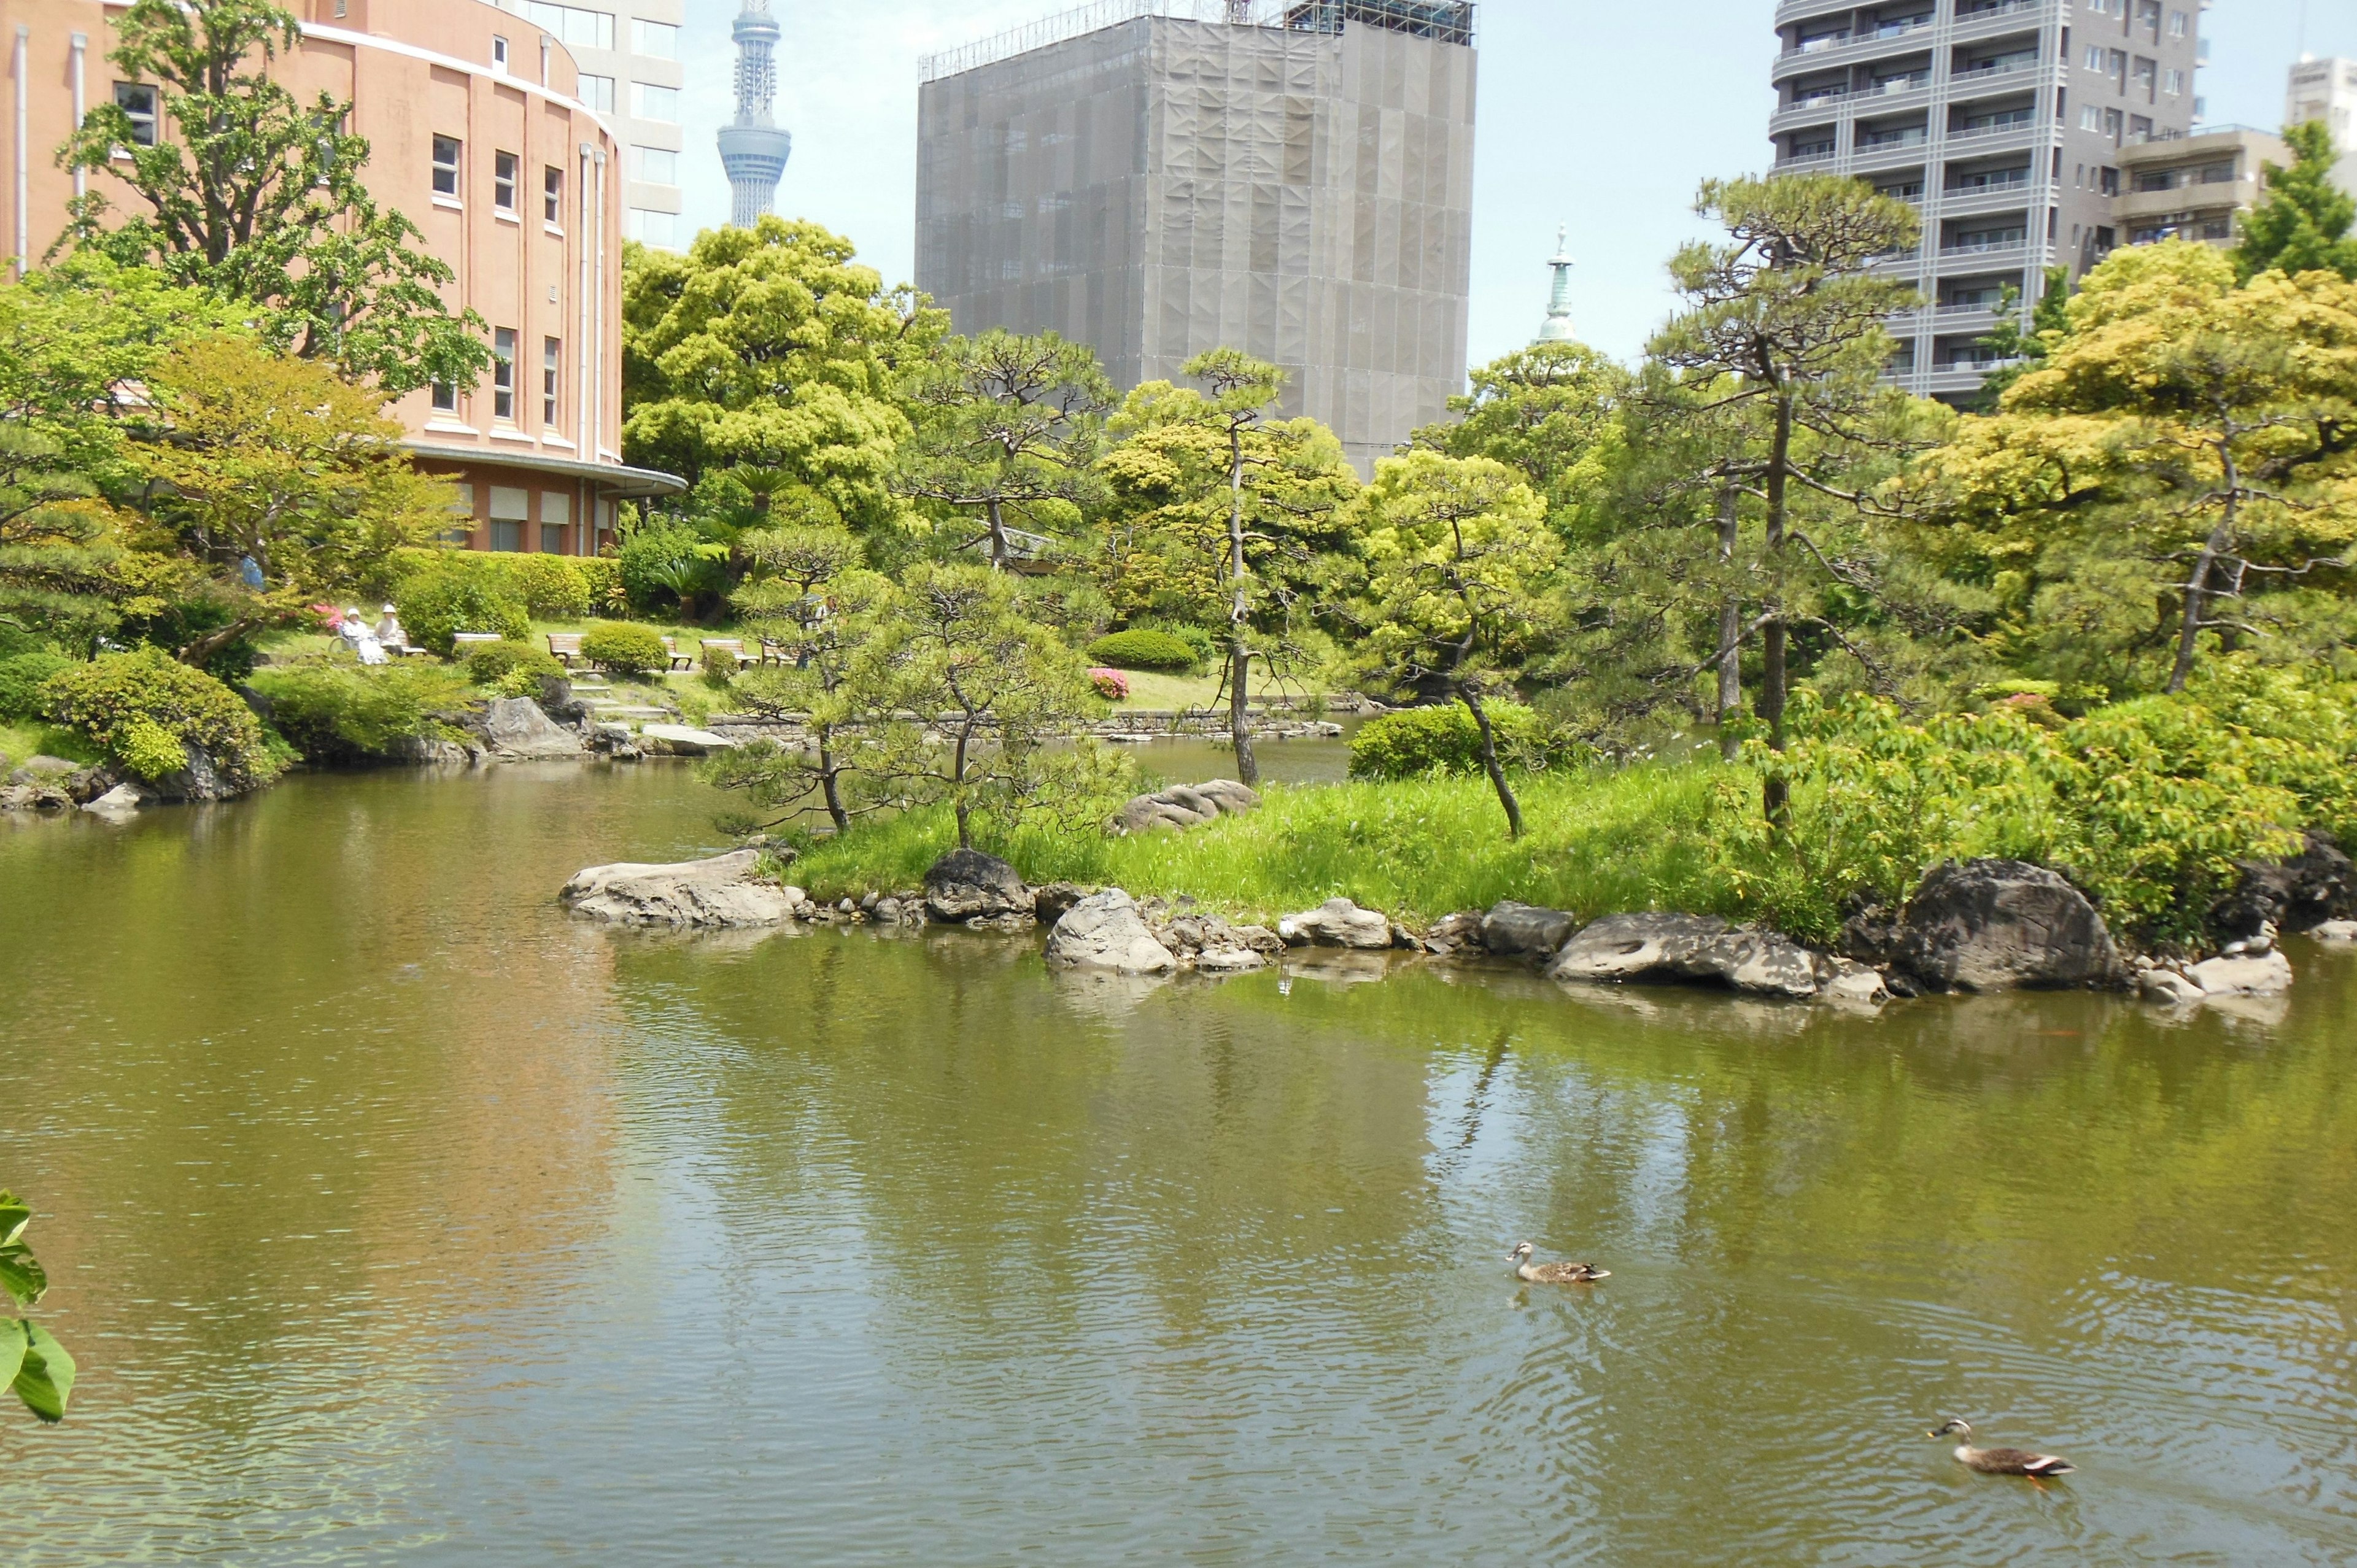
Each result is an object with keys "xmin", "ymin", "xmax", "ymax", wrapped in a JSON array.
[
  {"xmin": 248, "ymin": 660, "xmax": 474, "ymax": 765},
  {"xmin": 580, "ymin": 620, "xmax": 671, "ymax": 677},
  {"xmin": 39, "ymin": 647, "xmax": 281, "ymax": 790}
]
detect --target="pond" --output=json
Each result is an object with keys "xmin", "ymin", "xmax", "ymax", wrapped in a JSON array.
[{"xmin": 4, "ymin": 762, "xmax": 2355, "ymax": 1564}]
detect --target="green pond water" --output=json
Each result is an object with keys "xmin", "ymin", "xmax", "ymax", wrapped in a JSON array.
[{"xmin": 4, "ymin": 758, "xmax": 2355, "ymax": 1565}]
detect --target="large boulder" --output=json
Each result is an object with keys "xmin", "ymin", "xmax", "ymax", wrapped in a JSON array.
[
  {"xmin": 481, "ymin": 697, "xmax": 584, "ymax": 760},
  {"xmin": 1043, "ymin": 889, "xmax": 1178, "ymax": 974},
  {"xmin": 1692, "ymin": 928, "xmax": 1829, "ymax": 999},
  {"xmin": 1033, "ymin": 881, "xmax": 1090, "ymax": 925},
  {"xmin": 2188, "ymin": 950, "xmax": 2294, "ymax": 997},
  {"xmin": 1547, "ymin": 913, "xmax": 1728, "ymax": 983},
  {"xmin": 81, "ymin": 783, "xmax": 147, "ymax": 817},
  {"xmin": 560, "ymin": 848, "xmax": 796, "ymax": 927},
  {"xmin": 7, "ymin": 755, "xmax": 79, "ymax": 785},
  {"xmin": 923, "ymin": 848, "xmax": 1031, "ymax": 921},
  {"xmin": 1872, "ymin": 860, "xmax": 2124, "ymax": 992},
  {"xmin": 1112, "ymin": 779, "xmax": 1261, "ymax": 835},
  {"xmin": 2215, "ymin": 831, "xmax": 2357, "ymax": 940},
  {"xmin": 638, "ymin": 724, "xmax": 738, "ymax": 757},
  {"xmin": 1278, "ymin": 897, "xmax": 1397, "ymax": 950},
  {"xmin": 1480, "ymin": 900, "xmax": 1576, "ymax": 959}
]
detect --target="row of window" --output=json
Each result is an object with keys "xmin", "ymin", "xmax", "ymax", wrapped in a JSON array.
[
  {"xmin": 2080, "ymin": 0, "xmax": 2190, "ymax": 40},
  {"xmin": 2079, "ymin": 44, "xmax": 2184, "ymax": 95},
  {"xmin": 431, "ymin": 333, "xmax": 567, "ymax": 431},
  {"xmin": 487, "ymin": 2, "xmax": 679, "ymax": 60}
]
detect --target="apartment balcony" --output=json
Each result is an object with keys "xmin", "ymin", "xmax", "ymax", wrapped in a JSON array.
[
  {"xmin": 1949, "ymin": 1, "xmax": 2052, "ymax": 47},
  {"xmin": 1773, "ymin": 17, "xmax": 1938, "ymax": 80},
  {"xmin": 1775, "ymin": 0, "xmax": 1870, "ymax": 28},
  {"xmin": 1941, "ymin": 120, "xmax": 2042, "ymax": 157},
  {"xmin": 1919, "ymin": 365, "xmax": 2003, "ymax": 397},
  {"xmin": 2113, "ymin": 183, "xmax": 2254, "ymax": 224},
  {"xmin": 1771, "ymin": 93, "xmax": 1853, "ymax": 131},
  {"xmin": 1848, "ymin": 137, "xmax": 1934, "ymax": 174},
  {"xmin": 1868, "ymin": 246, "xmax": 1926, "ymax": 277},
  {"xmin": 1940, "ymin": 181, "xmax": 2036, "ymax": 217},
  {"xmin": 1937, "ymin": 237, "xmax": 2030, "ymax": 268},
  {"xmin": 1947, "ymin": 61, "xmax": 2062, "ymax": 107},
  {"xmin": 1774, "ymin": 146, "xmax": 1843, "ymax": 171}
]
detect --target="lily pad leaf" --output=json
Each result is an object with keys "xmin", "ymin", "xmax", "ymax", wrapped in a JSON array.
[{"xmin": 12, "ymin": 1321, "xmax": 74, "ymax": 1423}]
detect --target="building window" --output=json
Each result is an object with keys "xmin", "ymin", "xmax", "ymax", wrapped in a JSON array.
[
  {"xmin": 430, "ymin": 380, "xmax": 458, "ymax": 414},
  {"xmin": 634, "ymin": 20, "xmax": 679, "ymax": 60},
  {"xmin": 2164, "ymin": 68, "xmax": 2183, "ymax": 95},
  {"xmin": 114, "ymin": 82, "xmax": 159, "ymax": 147},
  {"xmin": 492, "ymin": 34, "xmax": 510, "ymax": 72},
  {"xmin": 522, "ymin": 3, "xmax": 614, "ymax": 52},
  {"xmin": 635, "ymin": 146, "xmax": 678, "ymax": 184},
  {"xmin": 493, "ymin": 151, "xmax": 519, "ymax": 212},
  {"xmin": 543, "ymin": 338, "xmax": 562, "ymax": 427},
  {"xmin": 541, "ymin": 493, "xmax": 571, "ymax": 556},
  {"xmin": 544, "ymin": 166, "xmax": 564, "ymax": 224},
  {"xmin": 2167, "ymin": 8, "xmax": 2187, "ymax": 35},
  {"xmin": 432, "ymin": 136, "xmax": 462, "ymax": 198},
  {"xmin": 633, "ymin": 83, "xmax": 681, "ymax": 123},
  {"xmin": 2084, "ymin": 44, "xmax": 2106, "ymax": 72},
  {"xmin": 2080, "ymin": 105, "xmax": 2103, "ymax": 131},
  {"xmin": 489, "ymin": 487, "xmax": 530, "ymax": 554},
  {"xmin": 578, "ymin": 75, "xmax": 615, "ymax": 112},
  {"xmin": 444, "ymin": 482, "xmax": 476, "ymax": 545},
  {"xmin": 630, "ymin": 208, "xmax": 677, "ymax": 248},
  {"xmin": 492, "ymin": 329, "xmax": 517, "ymax": 423}
]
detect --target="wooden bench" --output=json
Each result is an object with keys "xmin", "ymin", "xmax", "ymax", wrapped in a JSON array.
[
  {"xmin": 699, "ymin": 638, "xmax": 758, "ymax": 671},
  {"xmin": 546, "ymin": 633, "xmax": 584, "ymax": 667},
  {"xmin": 658, "ymin": 636, "xmax": 695, "ymax": 672},
  {"xmin": 452, "ymin": 632, "xmax": 505, "ymax": 654}
]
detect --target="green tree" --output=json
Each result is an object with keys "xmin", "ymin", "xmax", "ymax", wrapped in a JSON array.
[
  {"xmin": 1647, "ymin": 173, "xmax": 1924, "ymax": 816},
  {"xmin": 1972, "ymin": 265, "xmax": 2072, "ymax": 409},
  {"xmin": 58, "ymin": 0, "xmax": 488, "ymax": 394},
  {"xmin": 710, "ymin": 526, "xmax": 894, "ymax": 834},
  {"xmin": 861, "ymin": 563, "xmax": 1103, "ymax": 851},
  {"xmin": 622, "ymin": 218, "xmax": 946, "ymax": 533},
  {"xmin": 126, "ymin": 336, "xmax": 457, "ymax": 667},
  {"xmin": 2, "ymin": 1192, "xmax": 78, "ymax": 1424},
  {"xmin": 2234, "ymin": 120, "xmax": 2357, "ymax": 284},
  {"xmin": 895, "ymin": 331, "xmax": 1113, "ymax": 571},
  {"xmin": 1411, "ymin": 341, "xmax": 1628, "ymax": 524},
  {"xmin": 1354, "ymin": 454, "xmax": 1562, "ymax": 838}
]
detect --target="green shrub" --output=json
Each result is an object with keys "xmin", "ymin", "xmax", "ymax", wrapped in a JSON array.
[
  {"xmin": 395, "ymin": 571, "xmax": 530, "ymax": 657},
  {"xmin": 0, "ymin": 652, "xmax": 74, "ymax": 722},
  {"xmin": 249, "ymin": 662, "xmax": 476, "ymax": 764},
  {"xmin": 509, "ymin": 554, "xmax": 592, "ymax": 620},
  {"xmin": 1349, "ymin": 702, "xmax": 1549, "ymax": 781},
  {"xmin": 619, "ymin": 527, "xmax": 727, "ymax": 616},
  {"xmin": 1086, "ymin": 628, "xmax": 1202, "ymax": 673},
  {"xmin": 463, "ymin": 639, "xmax": 566, "ymax": 690},
  {"xmin": 581, "ymin": 620, "xmax": 671, "ymax": 677},
  {"xmin": 40, "ymin": 648, "xmax": 281, "ymax": 789},
  {"xmin": 578, "ymin": 556, "xmax": 625, "ymax": 614}
]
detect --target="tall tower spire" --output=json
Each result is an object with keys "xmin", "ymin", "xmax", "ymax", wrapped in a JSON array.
[
  {"xmin": 1535, "ymin": 225, "xmax": 1576, "ymax": 344},
  {"xmin": 718, "ymin": 1, "xmax": 792, "ymax": 229}
]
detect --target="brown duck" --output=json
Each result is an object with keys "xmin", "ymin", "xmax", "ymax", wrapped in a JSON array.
[
  {"xmin": 1509, "ymin": 1242, "xmax": 1609, "ymax": 1284},
  {"xmin": 1930, "ymin": 1419, "xmax": 2075, "ymax": 1478}
]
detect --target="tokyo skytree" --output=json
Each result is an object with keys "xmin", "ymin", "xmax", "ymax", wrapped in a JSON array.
[{"xmin": 718, "ymin": 1, "xmax": 791, "ymax": 228}]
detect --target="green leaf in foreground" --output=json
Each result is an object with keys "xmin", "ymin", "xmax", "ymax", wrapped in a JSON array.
[
  {"xmin": 10, "ymin": 1321, "xmax": 75, "ymax": 1423},
  {"xmin": 0, "ymin": 1319, "xmax": 24, "ymax": 1392},
  {"xmin": 0, "ymin": 1246, "xmax": 47, "ymax": 1310}
]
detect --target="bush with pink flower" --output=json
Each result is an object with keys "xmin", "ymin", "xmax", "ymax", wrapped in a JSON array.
[{"xmin": 1088, "ymin": 667, "xmax": 1130, "ymax": 701}]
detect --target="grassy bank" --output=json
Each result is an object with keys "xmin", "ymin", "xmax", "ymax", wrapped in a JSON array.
[{"xmin": 784, "ymin": 764, "xmax": 1740, "ymax": 928}]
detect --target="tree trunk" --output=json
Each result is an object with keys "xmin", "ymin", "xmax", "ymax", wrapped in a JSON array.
[
  {"xmin": 1714, "ymin": 484, "xmax": 1743, "ymax": 762},
  {"xmin": 817, "ymin": 736, "xmax": 850, "ymax": 834},
  {"xmin": 984, "ymin": 497, "xmax": 1009, "ymax": 573},
  {"xmin": 2168, "ymin": 451, "xmax": 2240, "ymax": 695},
  {"xmin": 1760, "ymin": 391, "xmax": 1795, "ymax": 822},
  {"xmin": 952, "ymin": 724, "xmax": 973, "ymax": 849},
  {"xmin": 1460, "ymin": 685, "xmax": 1523, "ymax": 840},
  {"xmin": 1226, "ymin": 423, "xmax": 1259, "ymax": 787}
]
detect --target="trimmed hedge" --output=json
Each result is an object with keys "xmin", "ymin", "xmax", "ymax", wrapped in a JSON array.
[
  {"xmin": 1086, "ymin": 628, "xmax": 1202, "ymax": 674},
  {"xmin": 581, "ymin": 620, "xmax": 671, "ymax": 677},
  {"xmin": 395, "ymin": 571, "xmax": 530, "ymax": 657},
  {"xmin": 249, "ymin": 662, "xmax": 475, "ymax": 764},
  {"xmin": 40, "ymin": 648, "xmax": 281, "ymax": 789},
  {"xmin": 1348, "ymin": 702, "xmax": 1549, "ymax": 782},
  {"xmin": 463, "ymin": 639, "xmax": 567, "ymax": 692}
]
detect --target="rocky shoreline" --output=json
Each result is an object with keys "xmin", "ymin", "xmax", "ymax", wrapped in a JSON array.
[{"xmin": 560, "ymin": 840, "xmax": 2357, "ymax": 1012}]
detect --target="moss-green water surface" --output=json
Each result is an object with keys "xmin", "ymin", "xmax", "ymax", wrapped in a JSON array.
[{"xmin": 4, "ymin": 763, "xmax": 2355, "ymax": 1564}]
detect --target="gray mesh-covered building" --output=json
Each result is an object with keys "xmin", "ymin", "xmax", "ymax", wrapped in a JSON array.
[{"xmin": 917, "ymin": 0, "xmax": 1478, "ymax": 473}]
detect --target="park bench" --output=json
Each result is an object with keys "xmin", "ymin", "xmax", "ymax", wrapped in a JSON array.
[
  {"xmin": 657, "ymin": 636, "xmax": 695, "ymax": 671},
  {"xmin": 452, "ymin": 632, "xmax": 505, "ymax": 655},
  {"xmin": 546, "ymin": 633, "xmax": 584, "ymax": 667},
  {"xmin": 700, "ymin": 638, "xmax": 759, "ymax": 671}
]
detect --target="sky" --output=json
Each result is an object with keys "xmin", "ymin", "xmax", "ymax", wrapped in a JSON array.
[{"xmin": 668, "ymin": 1, "xmax": 2357, "ymax": 369}]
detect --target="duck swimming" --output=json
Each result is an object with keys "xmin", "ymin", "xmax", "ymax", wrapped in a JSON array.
[
  {"xmin": 1929, "ymin": 1419, "xmax": 2075, "ymax": 1478},
  {"xmin": 1509, "ymin": 1242, "xmax": 1609, "ymax": 1284}
]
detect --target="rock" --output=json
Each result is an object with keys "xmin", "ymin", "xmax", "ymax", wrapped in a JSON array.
[
  {"xmin": 1033, "ymin": 881, "xmax": 1089, "ymax": 925},
  {"xmin": 560, "ymin": 848, "xmax": 793, "ymax": 928},
  {"xmin": 481, "ymin": 697, "xmax": 584, "ymax": 760},
  {"xmin": 538, "ymin": 676, "xmax": 589, "ymax": 725},
  {"xmin": 1547, "ymin": 913, "xmax": 1729, "ymax": 983},
  {"xmin": 639, "ymin": 724, "xmax": 738, "ymax": 757},
  {"xmin": 1277, "ymin": 897, "xmax": 1395, "ymax": 950},
  {"xmin": 923, "ymin": 848, "xmax": 1031, "ymax": 921},
  {"xmin": 1480, "ymin": 900, "xmax": 1577, "ymax": 958},
  {"xmin": 145, "ymin": 743, "xmax": 232, "ymax": 802},
  {"xmin": 2216, "ymin": 830, "xmax": 2356, "ymax": 940},
  {"xmin": 2313, "ymin": 919, "xmax": 2357, "ymax": 942},
  {"xmin": 589, "ymin": 722, "xmax": 635, "ymax": 749},
  {"xmin": 1876, "ymin": 860, "xmax": 2123, "ymax": 992},
  {"xmin": 2188, "ymin": 950, "xmax": 2294, "ymax": 997},
  {"xmin": 1112, "ymin": 778, "xmax": 1262, "ymax": 835},
  {"xmin": 8, "ymin": 755, "xmax": 79, "ymax": 784},
  {"xmin": 390, "ymin": 735, "xmax": 481, "ymax": 766},
  {"xmin": 1695, "ymin": 929, "xmax": 1829, "ymax": 998},
  {"xmin": 1193, "ymin": 946, "xmax": 1268, "ymax": 973},
  {"xmin": 874, "ymin": 897, "xmax": 904, "ymax": 925},
  {"xmin": 1821, "ymin": 959, "xmax": 1891, "ymax": 1006},
  {"xmin": 2140, "ymin": 968, "xmax": 2207, "ymax": 1006},
  {"xmin": 81, "ymin": 783, "xmax": 147, "ymax": 816},
  {"xmin": 0, "ymin": 782, "xmax": 68, "ymax": 811},
  {"xmin": 1043, "ymin": 889, "xmax": 1177, "ymax": 974},
  {"xmin": 1422, "ymin": 911, "xmax": 1486, "ymax": 956}
]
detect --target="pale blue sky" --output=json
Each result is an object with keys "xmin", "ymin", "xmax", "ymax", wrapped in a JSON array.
[{"xmin": 667, "ymin": 1, "xmax": 2357, "ymax": 368}]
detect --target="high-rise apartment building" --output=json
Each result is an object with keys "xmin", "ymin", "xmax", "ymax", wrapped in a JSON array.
[
  {"xmin": 2286, "ymin": 55, "xmax": 2357, "ymax": 194},
  {"xmin": 1770, "ymin": 0, "xmax": 2200, "ymax": 401},
  {"xmin": 916, "ymin": 0, "xmax": 1478, "ymax": 474},
  {"xmin": 491, "ymin": 0, "xmax": 686, "ymax": 249}
]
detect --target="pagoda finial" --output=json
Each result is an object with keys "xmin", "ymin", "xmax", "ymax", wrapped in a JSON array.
[{"xmin": 1536, "ymin": 224, "xmax": 1576, "ymax": 344}]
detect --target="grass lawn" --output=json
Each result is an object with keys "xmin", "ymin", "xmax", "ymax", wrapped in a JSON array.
[
  {"xmin": 1099, "ymin": 668, "xmax": 1336, "ymax": 710},
  {"xmin": 783, "ymin": 762, "xmax": 1747, "ymax": 929},
  {"xmin": 1, "ymin": 720, "xmax": 99, "ymax": 768}
]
